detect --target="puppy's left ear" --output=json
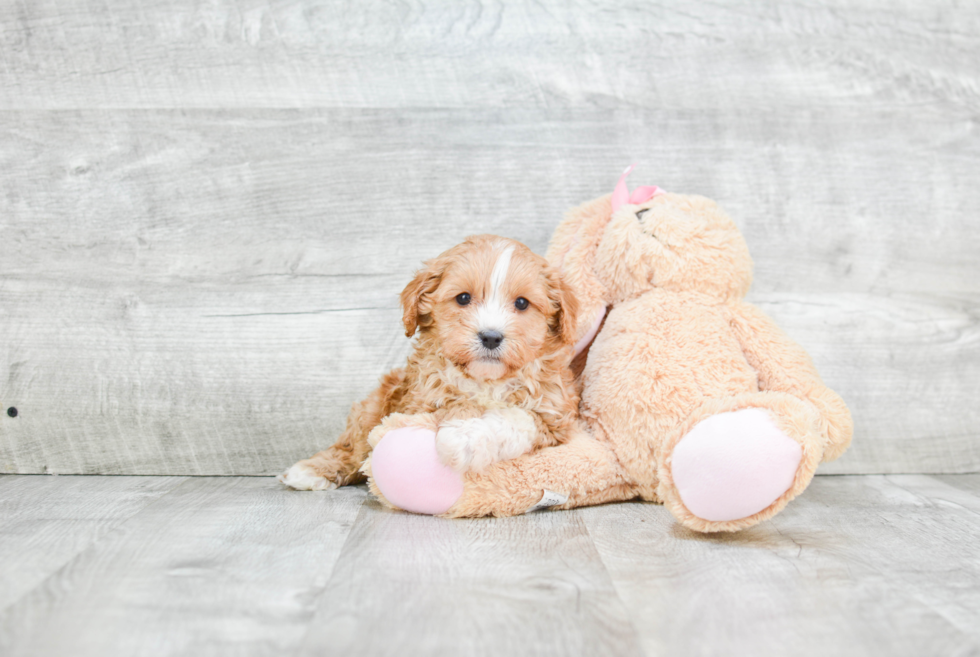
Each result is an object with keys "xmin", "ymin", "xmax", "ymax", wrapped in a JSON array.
[{"xmin": 546, "ymin": 266, "xmax": 579, "ymax": 346}]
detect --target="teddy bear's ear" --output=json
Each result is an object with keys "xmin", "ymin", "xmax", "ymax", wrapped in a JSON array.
[
  {"xmin": 546, "ymin": 194, "xmax": 613, "ymax": 272},
  {"xmin": 545, "ymin": 267, "xmax": 580, "ymax": 347},
  {"xmin": 400, "ymin": 257, "xmax": 447, "ymax": 337}
]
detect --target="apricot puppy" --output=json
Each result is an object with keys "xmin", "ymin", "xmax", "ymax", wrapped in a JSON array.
[{"xmin": 279, "ymin": 235, "xmax": 579, "ymax": 492}]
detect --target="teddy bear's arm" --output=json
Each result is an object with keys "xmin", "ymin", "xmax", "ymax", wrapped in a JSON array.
[{"xmin": 729, "ymin": 302, "xmax": 853, "ymax": 461}]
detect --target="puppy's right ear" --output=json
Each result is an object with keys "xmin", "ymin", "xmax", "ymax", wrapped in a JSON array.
[{"xmin": 400, "ymin": 257, "xmax": 447, "ymax": 337}]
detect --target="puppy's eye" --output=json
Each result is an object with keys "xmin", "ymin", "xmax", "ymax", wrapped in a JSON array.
[
  {"xmin": 636, "ymin": 209, "xmax": 649, "ymax": 221},
  {"xmin": 455, "ymin": 293, "xmax": 471, "ymax": 306},
  {"xmin": 514, "ymin": 297, "xmax": 529, "ymax": 311}
]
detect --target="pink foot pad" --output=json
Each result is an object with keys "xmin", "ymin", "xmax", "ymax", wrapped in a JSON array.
[
  {"xmin": 370, "ymin": 427, "xmax": 464, "ymax": 515},
  {"xmin": 671, "ymin": 408, "xmax": 803, "ymax": 522}
]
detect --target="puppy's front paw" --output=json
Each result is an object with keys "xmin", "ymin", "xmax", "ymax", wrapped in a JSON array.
[
  {"xmin": 435, "ymin": 409, "xmax": 538, "ymax": 474},
  {"xmin": 278, "ymin": 461, "xmax": 339, "ymax": 491},
  {"xmin": 435, "ymin": 421, "xmax": 483, "ymax": 473}
]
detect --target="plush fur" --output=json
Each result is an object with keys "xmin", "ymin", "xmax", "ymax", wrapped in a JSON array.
[
  {"xmin": 278, "ymin": 234, "xmax": 580, "ymax": 492},
  {"xmin": 435, "ymin": 191, "xmax": 853, "ymax": 532}
]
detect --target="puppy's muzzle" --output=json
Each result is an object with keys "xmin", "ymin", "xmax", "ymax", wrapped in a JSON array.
[{"xmin": 478, "ymin": 330, "xmax": 504, "ymax": 351}]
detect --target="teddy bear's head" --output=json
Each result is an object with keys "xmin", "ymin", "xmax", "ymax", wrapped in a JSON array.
[
  {"xmin": 596, "ymin": 192, "xmax": 753, "ymax": 303},
  {"xmin": 548, "ymin": 180, "xmax": 753, "ymax": 348}
]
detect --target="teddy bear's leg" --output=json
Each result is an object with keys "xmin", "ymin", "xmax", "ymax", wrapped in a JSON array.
[
  {"xmin": 359, "ymin": 413, "xmax": 465, "ymax": 515},
  {"xmin": 658, "ymin": 392, "xmax": 826, "ymax": 533},
  {"xmin": 363, "ymin": 409, "xmax": 547, "ymax": 514},
  {"xmin": 364, "ymin": 419, "xmax": 637, "ymax": 518},
  {"xmin": 443, "ymin": 424, "xmax": 638, "ymax": 518}
]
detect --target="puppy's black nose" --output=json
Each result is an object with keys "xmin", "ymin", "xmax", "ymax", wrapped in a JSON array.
[{"xmin": 478, "ymin": 330, "xmax": 504, "ymax": 350}]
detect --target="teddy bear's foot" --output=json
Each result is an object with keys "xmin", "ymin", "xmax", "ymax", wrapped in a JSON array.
[
  {"xmin": 671, "ymin": 408, "xmax": 802, "ymax": 522},
  {"xmin": 369, "ymin": 426, "xmax": 464, "ymax": 515}
]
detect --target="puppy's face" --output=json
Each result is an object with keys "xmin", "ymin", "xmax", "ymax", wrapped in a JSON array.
[{"xmin": 402, "ymin": 235, "xmax": 577, "ymax": 381}]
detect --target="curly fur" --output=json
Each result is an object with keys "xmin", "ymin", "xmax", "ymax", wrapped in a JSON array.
[
  {"xmin": 437, "ymin": 192, "xmax": 853, "ymax": 532},
  {"xmin": 279, "ymin": 235, "xmax": 579, "ymax": 490}
]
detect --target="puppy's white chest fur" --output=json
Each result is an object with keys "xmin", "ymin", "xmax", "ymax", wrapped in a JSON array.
[{"xmin": 440, "ymin": 363, "xmax": 521, "ymax": 409}]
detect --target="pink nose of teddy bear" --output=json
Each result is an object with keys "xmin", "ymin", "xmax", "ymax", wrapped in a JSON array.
[{"xmin": 371, "ymin": 427, "xmax": 464, "ymax": 515}]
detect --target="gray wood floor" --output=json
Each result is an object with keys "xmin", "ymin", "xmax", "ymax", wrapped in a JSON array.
[{"xmin": 1, "ymin": 474, "xmax": 977, "ymax": 656}]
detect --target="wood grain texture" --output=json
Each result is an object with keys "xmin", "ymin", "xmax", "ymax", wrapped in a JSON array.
[
  {"xmin": 300, "ymin": 498, "xmax": 644, "ymax": 657},
  {"xmin": 0, "ymin": 477, "xmax": 366, "ymax": 657},
  {"xmin": 1, "ymin": 0, "xmax": 978, "ymax": 475},
  {"xmin": 0, "ymin": 474, "xmax": 977, "ymax": 656},
  {"xmin": 1, "ymin": 1, "xmax": 976, "ymax": 112},
  {"xmin": 0, "ymin": 474, "xmax": 185, "ymax": 611},
  {"xmin": 581, "ymin": 474, "xmax": 980, "ymax": 657}
]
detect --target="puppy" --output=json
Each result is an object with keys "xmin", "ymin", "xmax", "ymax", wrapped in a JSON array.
[{"xmin": 279, "ymin": 234, "xmax": 579, "ymax": 492}]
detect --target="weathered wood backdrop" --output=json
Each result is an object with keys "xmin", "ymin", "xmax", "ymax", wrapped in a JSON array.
[{"xmin": 0, "ymin": 1, "xmax": 977, "ymax": 475}]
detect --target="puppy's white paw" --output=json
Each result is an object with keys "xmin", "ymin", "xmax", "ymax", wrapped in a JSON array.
[
  {"xmin": 278, "ymin": 462, "xmax": 338, "ymax": 491},
  {"xmin": 435, "ymin": 421, "xmax": 483, "ymax": 473},
  {"xmin": 435, "ymin": 409, "xmax": 537, "ymax": 473}
]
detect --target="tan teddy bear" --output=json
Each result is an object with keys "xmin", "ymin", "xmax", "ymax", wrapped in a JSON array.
[{"xmin": 367, "ymin": 168, "xmax": 853, "ymax": 532}]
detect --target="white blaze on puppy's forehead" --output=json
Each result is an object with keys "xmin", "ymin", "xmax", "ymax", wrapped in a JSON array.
[
  {"xmin": 474, "ymin": 243, "xmax": 515, "ymax": 334},
  {"xmin": 488, "ymin": 243, "xmax": 515, "ymax": 303}
]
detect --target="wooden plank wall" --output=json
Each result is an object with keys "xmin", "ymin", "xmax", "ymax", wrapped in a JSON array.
[{"xmin": 0, "ymin": 1, "xmax": 977, "ymax": 475}]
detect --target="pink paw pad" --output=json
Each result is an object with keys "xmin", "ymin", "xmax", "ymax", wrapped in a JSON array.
[
  {"xmin": 371, "ymin": 427, "xmax": 464, "ymax": 515},
  {"xmin": 671, "ymin": 408, "xmax": 803, "ymax": 522}
]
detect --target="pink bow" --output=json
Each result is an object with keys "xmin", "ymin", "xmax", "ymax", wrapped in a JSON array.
[{"xmin": 611, "ymin": 164, "xmax": 664, "ymax": 213}]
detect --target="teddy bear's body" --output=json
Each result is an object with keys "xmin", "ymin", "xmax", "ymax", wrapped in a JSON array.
[
  {"xmin": 585, "ymin": 289, "xmax": 766, "ymax": 498},
  {"xmin": 366, "ymin": 174, "xmax": 853, "ymax": 532}
]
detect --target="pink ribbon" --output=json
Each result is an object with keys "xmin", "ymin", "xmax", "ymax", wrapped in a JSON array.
[{"xmin": 611, "ymin": 164, "xmax": 664, "ymax": 213}]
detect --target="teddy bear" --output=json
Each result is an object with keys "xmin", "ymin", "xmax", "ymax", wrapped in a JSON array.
[{"xmin": 364, "ymin": 167, "xmax": 853, "ymax": 532}]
